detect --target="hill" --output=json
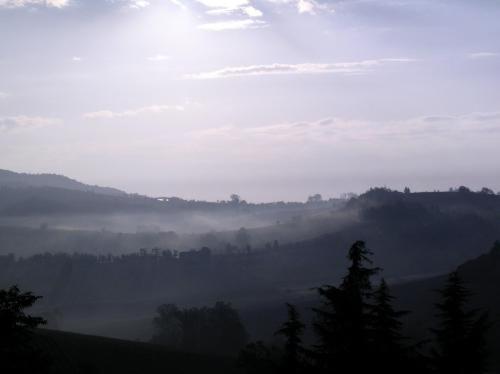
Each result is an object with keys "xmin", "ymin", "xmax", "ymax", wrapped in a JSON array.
[
  {"xmin": 35, "ymin": 329, "xmax": 240, "ymax": 374},
  {"xmin": 0, "ymin": 169, "xmax": 126, "ymax": 196},
  {"xmin": 392, "ymin": 242, "xmax": 500, "ymax": 371},
  {"xmin": 0, "ymin": 169, "xmax": 344, "ymax": 233}
]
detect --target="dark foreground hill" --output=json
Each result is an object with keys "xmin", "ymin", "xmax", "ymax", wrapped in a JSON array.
[
  {"xmin": 390, "ymin": 242, "xmax": 500, "ymax": 372},
  {"xmin": 239, "ymin": 242, "xmax": 500, "ymax": 372},
  {"xmin": 35, "ymin": 329, "xmax": 240, "ymax": 374}
]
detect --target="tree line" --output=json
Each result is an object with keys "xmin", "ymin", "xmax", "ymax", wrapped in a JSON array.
[
  {"xmin": 238, "ymin": 241, "xmax": 491, "ymax": 374},
  {"xmin": 0, "ymin": 240, "xmax": 492, "ymax": 373}
]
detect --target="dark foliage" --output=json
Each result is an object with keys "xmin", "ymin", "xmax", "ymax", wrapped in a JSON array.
[
  {"xmin": 274, "ymin": 303, "xmax": 307, "ymax": 373},
  {"xmin": 371, "ymin": 279, "xmax": 420, "ymax": 374},
  {"xmin": 312, "ymin": 240, "xmax": 379, "ymax": 372},
  {"xmin": 431, "ymin": 272, "xmax": 490, "ymax": 374},
  {"xmin": 0, "ymin": 285, "xmax": 50, "ymax": 374},
  {"xmin": 239, "ymin": 240, "xmax": 496, "ymax": 374},
  {"xmin": 151, "ymin": 301, "xmax": 248, "ymax": 356},
  {"xmin": 238, "ymin": 341, "xmax": 279, "ymax": 374}
]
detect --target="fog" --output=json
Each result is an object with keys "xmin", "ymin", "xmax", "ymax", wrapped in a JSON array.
[{"xmin": 1, "ymin": 0, "xmax": 500, "ymax": 372}]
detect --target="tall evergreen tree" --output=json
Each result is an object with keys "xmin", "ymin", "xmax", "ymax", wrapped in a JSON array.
[
  {"xmin": 313, "ymin": 240, "xmax": 379, "ymax": 372},
  {"xmin": 371, "ymin": 279, "xmax": 410, "ymax": 374},
  {"xmin": 275, "ymin": 303, "xmax": 306, "ymax": 373},
  {"xmin": 432, "ymin": 271, "xmax": 490, "ymax": 374}
]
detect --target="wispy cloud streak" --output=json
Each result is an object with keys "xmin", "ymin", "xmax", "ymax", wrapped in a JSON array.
[
  {"xmin": 0, "ymin": 0, "xmax": 69, "ymax": 8},
  {"xmin": 198, "ymin": 18, "xmax": 266, "ymax": 30},
  {"xmin": 186, "ymin": 58, "xmax": 415, "ymax": 79},
  {"xmin": 83, "ymin": 105, "xmax": 185, "ymax": 120},
  {"xmin": 0, "ymin": 116, "xmax": 61, "ymax": 131}
]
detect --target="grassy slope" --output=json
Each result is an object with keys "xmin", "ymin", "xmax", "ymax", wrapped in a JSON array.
[{"xmin": 36, "ymin": 329, "xmax": 241, "ymax": 374}]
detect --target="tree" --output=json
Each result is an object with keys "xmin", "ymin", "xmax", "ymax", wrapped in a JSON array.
[
  {"xmin": 0, "ymin": 285, "xmax": 50, "ymax": 374},
  {"xmin": 479, "ymin": 187, "xmax": 494, "ymax": 195},
  {"xmin": 235, "ymin": 227, "xmax": 251, "ymax": 249},
  {"xmin": 238, "ymin": 341, "xmax": 277, "ymax": 374},
  {"xmin": 275, "ymin": 303, "xmax": 306, "ymax": 373},
  {"xmin": 404, "ymin": 187, "xmax": 411, "ymax": 194},
  {"xmin": 312, "ymin": 240, "xmax": 379, "ymax": 372},
  {"xmin": 371, "ymin": 279, "xmax": 411, "ymax": 374},
  {"xmin": 431, "ymin": 272, "xmax": 490, "ymax": 374},
  {"xmin": 152, "ymin": 304, "xmax": 183, "ymax": 348},
  {"xmin": 211, "ymin": 301, "xmax": 249, "ymax": 355},
  {"xmin": 307, "ymin": 194, "xmax": 323, "ymax": 203},
  {"xmin": 152, "ymin": 301, "xmax": 248, "ymax": 356}
]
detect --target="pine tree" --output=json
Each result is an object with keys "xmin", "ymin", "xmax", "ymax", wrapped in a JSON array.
[
  {"xmin": 432, "ymin": 271, "xmax": 490, "ymax": 374},
  {"xmin": 371, "ymin": 279, "xmax": 410, "ymax": 374},
  {"xmin": 275, "ymin": 303, "xmax": 306, "ymax": 373},
  {"xmin": 313, "ymin": 240, "xmax": 379, "ymax": 372}
]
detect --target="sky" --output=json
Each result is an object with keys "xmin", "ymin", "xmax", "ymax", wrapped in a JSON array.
[{"xmin": 0, "ymin": 0, "xmax": 499, "ymax": 202}]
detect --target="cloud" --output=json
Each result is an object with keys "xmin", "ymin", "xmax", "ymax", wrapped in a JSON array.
[
  {"xmin": 196, "ymin": 0, "xmax": 252, "ymax": 15},
  {"xmin": 0, "ymin": 92, "xmax": 9, "ymax": 99},
  {"xmin": 242, "ymin": 5, "xmax": 262, "ymax": 17},
  {"xmin": 170, "ymin": 0, "xmax": 332, "ymax": 16},
  {"xmin": 179, "ymin": 112, "xmax": 500, "ymax": 182},
  {"xmin": 186, "ymin": 58, "xmax": 415, "ymax": 79},
  {"xmin": 265, "ymin": 0, "xmax": 333, "ymax": 14},
  {"xmin": 191, "ymin": 112, "xmax": 500, "ymax": 152},
  {"xmin": 196, "ymin": 0, "xmax": 248, "ymax": 9},
  {"xmin": 71, "ymin": 56, "xmax": 82, "ymax": 62},
  {"xmin": 194, "ymin": 0, "xmax": 265, "ymax": 25},
  {"xmin": 169, "ymin": 0, "xmax": 265, "ymax": 31},
  {"xmin": 147, "ymin": 54, "xmax": 170, "ymax": 62},
  {"xmin": 297, "ymin": 0, "xmax": 314, "ymax": 14},
  {"xmin": 0, "ymin": 0, "xmax": 69, "ymax": 8},
  {"xmin": 128, "ymin": 0, "xmax": 150, "ymax": 8},
  {"xmin": 198, "ymin": 18, "xmax": 266, "ymax": 31},
  {"xmin": 83, "ymin": 104, "xmax": 185, "ymax": 120},
  {"xmin": 169, "ymin": 0, "xmax": 187, "ymax": 9},
  {"xmin": 0, "ymin": 116, "xmax": 61, "ymax": 131},
  {"xmin": 468, "ymin": 52, "xmax": 500, "ymax": 59}
]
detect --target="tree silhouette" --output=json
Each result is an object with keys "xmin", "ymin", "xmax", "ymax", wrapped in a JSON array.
[
  {"xmin": 0, "ymin": 285, "xmax": 50, "ymax": 374},
  {"xmin": 238, "ymin": 341, "xmax": 278, "ymax": 374},
  {"xmin": 152, "ymin": 301, "xmax": 248, "ymax": 356},
  {"xmin": 431, "ymin": 271, "xmax": 490, "ymax": 374},
  {"xmin": 235, "ymin": 227, "xmax": 251, "ymax": 249},
  {"xmin": 275, "ymin": 303, "xmax": 306, "ymax": 373},
  {"xmin": 371, "ymin": 278, "xmax": 412, "ymax": 374},
  {"xmin": 313, "ymin": 240, "xmax": 379, "ymax": 372}
]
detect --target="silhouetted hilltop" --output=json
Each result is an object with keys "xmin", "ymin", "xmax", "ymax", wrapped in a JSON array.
[
  {"xmin": 0, "ymin": 186, "xmax": 166, "ymax": 216},
  {"xmin": 0, "ymin": 169, "xmax": 126, "ymax": 196},
  {"xmin": 350, "ymin": 186, "xmax": 500, "ymax": 214},
  {"xmin": 0, "ymin": 169, "xmax": 344, "ymax": 218}
]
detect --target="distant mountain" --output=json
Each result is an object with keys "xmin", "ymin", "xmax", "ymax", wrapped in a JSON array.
[
  {"xmin": 0, "ymin": 169, "xmax": 126, "ymax": 196},
  {"xmin": 0, "ymin": 171, "xmax": 342, "ymax": 232}
]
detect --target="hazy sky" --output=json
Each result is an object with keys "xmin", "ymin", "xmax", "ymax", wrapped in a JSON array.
[{"xmin": 1, "ymin": 0, "xmax": 499, "ymax": 201}]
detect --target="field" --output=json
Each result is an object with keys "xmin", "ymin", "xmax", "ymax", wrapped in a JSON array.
[{"xmin": 36, "ymin": 329, "xmax": 241, "ymax": 374}]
